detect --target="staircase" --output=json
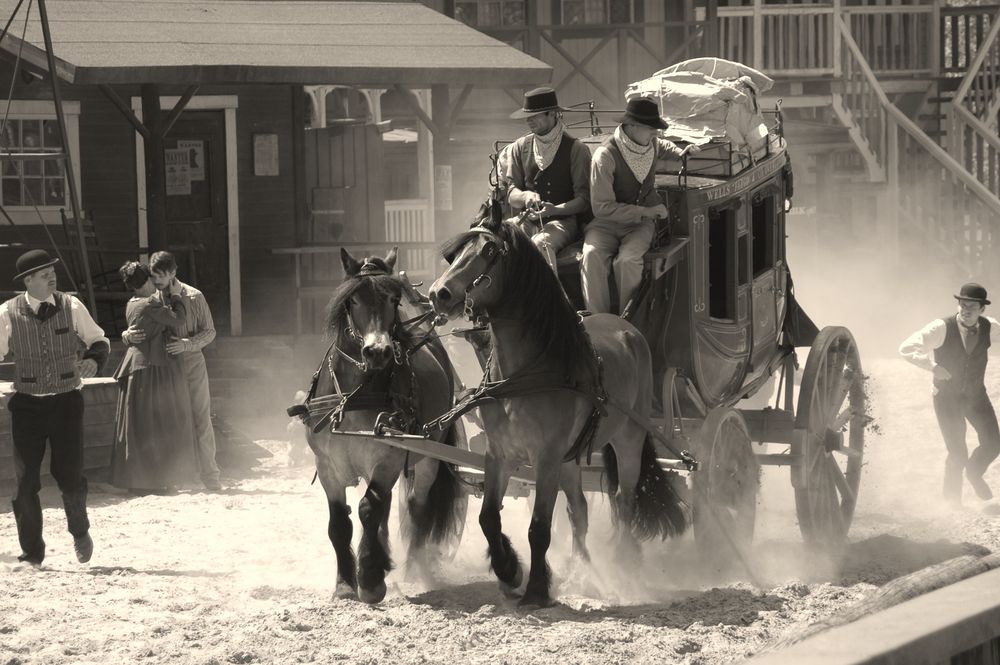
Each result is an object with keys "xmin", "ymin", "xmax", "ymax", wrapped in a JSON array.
[{"xmin": 832, "ymin": 12, "xmax": 1000, "ymax": 286}]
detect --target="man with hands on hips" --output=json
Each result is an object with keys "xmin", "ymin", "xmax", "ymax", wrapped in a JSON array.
[{"xmin": 121, "ymin": 251, "xmax": 221, "ymax": 491}]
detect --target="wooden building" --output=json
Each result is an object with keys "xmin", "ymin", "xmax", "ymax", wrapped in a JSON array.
[
  {"xmin": 422, "ymin": 0, "xmax": 1000, "ymax": 286},
  {"xmin": 0, "ymin": 0, "xmax": 549, "ymax": 332},
  {"xmin": 0, "ymin": 0, "xmax": 550, "ymax": 470}
]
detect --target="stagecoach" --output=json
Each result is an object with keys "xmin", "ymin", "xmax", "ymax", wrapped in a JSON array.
[{"xmin": 293, "ymin": 63, "xmax": 868, "ymax": 581}]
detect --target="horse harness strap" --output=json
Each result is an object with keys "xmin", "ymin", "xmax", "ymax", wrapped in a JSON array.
[{"xmin": 424, "ymin": 350, "xmax": 609, "ymax": 464}]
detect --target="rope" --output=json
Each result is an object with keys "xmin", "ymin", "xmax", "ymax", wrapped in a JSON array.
[{"xmin": 0, "ymin": 0, "xmax": 79, "ymax": 292}]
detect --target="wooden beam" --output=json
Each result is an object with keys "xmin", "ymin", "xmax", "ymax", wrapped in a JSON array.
[
  {"xmin": 447, "ymin": 84, "xmax": 473, "ymax": 132},
  {"xmin": 37, "ymin": 0, "xmax": 94, "ymax": 316},
  {"xmin": 160, "ymin": 84, "xmax": 199, "ymax": 138},
  {"xmin": 140, "ymin": 83, "xmax": 167, "ymax": 252},
  {"xmin": 98, "ymin": 84, "xmax": 150, "ymax": 140},
  {"xmin": 393, "ymin": 84, "xmax": 441, "ymax": 136}
]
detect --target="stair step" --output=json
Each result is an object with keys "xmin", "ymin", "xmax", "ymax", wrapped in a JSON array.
[
  {"xmin": 918, "ymin": 114, "xmax": 946, "ymax": 121},
  {"xmin": 924, "ymin": 130, "xmax": 948, "ymax": 137},
  {"xmin": 929, "ymin": 96, "xmax": 955, "ymax": 104}
]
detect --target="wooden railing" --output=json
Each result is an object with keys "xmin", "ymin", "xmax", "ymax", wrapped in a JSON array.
[
  {"xmin": 477, "ymin": 20, "xmax": 710, "ymax": 105},
  {"xmin": 716, "ymin": 4, "xmax": 935, "ymax": 77},
  {"xmin": 836, "ymin": 14, "xmax": 1000, "ymax": 284},
  {"xmin": 944, "ymin": 8, "xmax": 1000, "ymax": 201},
  {"xmin": 941, "ymin": 4, "xmax": 999, "ymax": 76}
]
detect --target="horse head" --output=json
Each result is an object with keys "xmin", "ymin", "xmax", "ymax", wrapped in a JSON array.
[
  {"xmin": 429, "ymin": 193, "xmax": 512, "ymax": 319},
  {"xmin": 331, "ymin": 247, "xmax": 403, "ymax": 371}
]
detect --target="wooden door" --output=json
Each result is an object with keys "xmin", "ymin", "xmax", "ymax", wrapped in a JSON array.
[{"xmin": 163, "ymin": 111, "xmax": 229, "ymax": 330}]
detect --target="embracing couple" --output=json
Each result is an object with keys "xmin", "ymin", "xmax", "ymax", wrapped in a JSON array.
[{"xmin": 110, "ymin": 251, "xmax": 221, "ymax": 494}]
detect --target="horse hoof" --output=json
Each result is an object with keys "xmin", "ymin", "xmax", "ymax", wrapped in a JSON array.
[
  {"xmin": 334, "ymin": 582, "xmax": 358, "ymax": 600},
  {"xmin": 359, "ymin": 582, "xmax": 387, "ymax": 604},
  {"xmin": 498, "ymin": 580, "xmax": 521, "ymax": 599},
  {"xmin": 518, "ymin": 593, "xmax": 556, "ymax": 609}
]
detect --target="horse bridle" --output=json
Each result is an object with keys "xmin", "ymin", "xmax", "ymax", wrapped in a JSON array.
[
  {"xmin": 334, "ymin": 261, "xmax": 407, "ymax": 374},
  {"xmin": 454, "ymin": 227, "xmax": 508, "ymax": 321}
]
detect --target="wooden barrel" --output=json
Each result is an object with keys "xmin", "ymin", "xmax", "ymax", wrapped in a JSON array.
[{"xmin": 0, "ymin": 378, "xmax": 119, "ymax": 488}]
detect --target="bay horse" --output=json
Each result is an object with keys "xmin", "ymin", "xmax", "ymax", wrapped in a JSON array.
[
  {"xmin": 301, "ymin": 248, "xmax": 465, "ymax": 603},
  {"xmin": 428, "ymin": 196, "xmax": 689, "ymax": 607}
]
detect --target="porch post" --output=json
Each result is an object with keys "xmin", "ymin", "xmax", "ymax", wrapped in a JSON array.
[
  {"xmin": 140, "ymin": 83, "xmax": 168, "ymax": 252},
  {"xmin": 431, "ymin": 84, "xmax": 453, "ymax": 242},
  {"xmin": 524, "ymin": 0, "xmax": 540, "ymax": 58},
  {"xmin": 705, "ymin": 0, "xmax": 719, "ymax": 58},
  {"xmin": 752, "ymin": 0, "xmax": 763, "ymax": 70}
]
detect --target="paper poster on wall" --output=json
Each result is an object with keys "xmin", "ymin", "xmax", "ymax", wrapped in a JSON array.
[
  {"xmin": 177, "ymin": 140, "xmax": 205, "ymax": 181},
  {"xmin": 253, "ymin": 133, "xmax": 279, "ymax": 176},
  {"xmin": 165, "ymin": 148, "xmax": 191, "ymax": 196},
  {"xmin": 434, "ymin": 165, "xmax": 452, "ymax": 211}
]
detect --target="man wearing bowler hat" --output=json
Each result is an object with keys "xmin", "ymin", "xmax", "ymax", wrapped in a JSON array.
[
  {"xmin": 582, "ymin": 97, "xmax": 697, "ymax": 314},
  {"xmin": 0, "ymin": 249, "xmax": 109, "ymax": 565},
  {"xmin": 505, "ymin": 87, "xmax": 593, "ymax": 272},
  {"xmin": 900, "ymin": 283, "xmax": 1000, "ymax": 505}
]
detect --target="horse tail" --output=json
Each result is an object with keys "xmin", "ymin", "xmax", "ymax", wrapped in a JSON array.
[
  {"xmin": 632, "ymin": 435, "xmax": 689, "ymax": 540},
  {"xmin": 409, "ymin": 423, "xmax": 467, "ymax": 549}
]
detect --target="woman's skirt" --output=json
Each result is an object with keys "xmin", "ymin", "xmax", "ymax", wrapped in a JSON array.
[{"xmin": 110, "ymin": 363, "xmax": 197, "ymax": 491}]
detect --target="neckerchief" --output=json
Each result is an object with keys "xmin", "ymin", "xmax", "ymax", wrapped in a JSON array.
[
  {"xmin": 614, "ymin": 125, "xmax": 655, "ymax": 183},
  {"xmin": 532, "ymin": 121, "xmax": 565, "ymax": 171}
]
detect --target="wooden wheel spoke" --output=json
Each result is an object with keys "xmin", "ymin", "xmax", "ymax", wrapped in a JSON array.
[
  {"xmin": 830, "ymin": 405, "xmax": 854, "ymax": 433},
  {"xmin": 826, "ymin": 455, "xmax": 856, "ymax": 506}
]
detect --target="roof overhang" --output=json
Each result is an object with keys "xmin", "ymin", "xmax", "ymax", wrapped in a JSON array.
[{"xmin": 0, "ymin": 0, "xmax": 552, "ymax": 87}]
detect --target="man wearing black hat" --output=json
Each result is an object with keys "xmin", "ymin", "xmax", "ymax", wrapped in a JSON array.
[
  {"xmin": 582, "ymin": 97, "xmax": 697, "ymax": 314},
  {"xmin": 900, "ymin": 283, "xmax": 1000, "ymax": 505},
  {"xmin": 505, "ymin": 87, "xmax": 592, "ymax": 271},
  {"xmin": 0, "ymin": 249, "xmax": 109, "ymax": 565}
]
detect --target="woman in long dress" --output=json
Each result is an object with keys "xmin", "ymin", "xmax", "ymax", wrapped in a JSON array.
[{"xmin": 110, "ymin": 261, "xmax": 197, "ymax": 492}]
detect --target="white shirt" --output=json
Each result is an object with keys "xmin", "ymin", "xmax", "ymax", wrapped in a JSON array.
[
  {"xmin": 0, "ymin": 292, "xmax": 109, "ymax": 359},
  {"xmin": 899, "ymin": 314, "xmax": 1000, "ymax": 373}
]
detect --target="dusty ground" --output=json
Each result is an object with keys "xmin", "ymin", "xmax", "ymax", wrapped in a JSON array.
[{"xmin": 1, "ymin": 354, "xmax": 999, "ymax": 665}]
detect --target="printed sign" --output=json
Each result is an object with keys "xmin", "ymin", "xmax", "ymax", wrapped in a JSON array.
[
  {"xmin": 165, "ymin": 148, "xmax": 191, "ymax": 196},
  {"xmin": 434, "ymin": 165, "xmax": 453, "ymax": 211},
  {"xmin": 177, "ymin": 139, "xmax": 205, "ymax": 181},
  {"xmin": 253, "ymin": 134, "xmax": 279, "ymax": 176}
]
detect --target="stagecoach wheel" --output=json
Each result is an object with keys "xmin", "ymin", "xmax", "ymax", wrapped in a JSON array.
[
  {"xmin": 793, "ymin": 326, "xmax": 866, "ymax": 549},
  {"xmin": 692, "ymin": 407, "xmax": 760, "ymax": 566}
]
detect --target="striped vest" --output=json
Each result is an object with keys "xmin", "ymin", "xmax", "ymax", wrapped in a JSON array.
[{"xmin": 6, "ymin": 291, "xmax": 81, "ymax": 395}]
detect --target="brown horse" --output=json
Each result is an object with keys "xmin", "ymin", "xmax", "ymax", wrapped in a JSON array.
[
  {"xmin": 428, "ymin": 197, "xmax": 688, "ymax": 607},
  {"xmin": 303, "ymin": 248, "xmax": 465, "ymax": 603}
]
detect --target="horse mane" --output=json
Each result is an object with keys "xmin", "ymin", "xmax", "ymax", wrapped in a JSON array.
[
  {"xmin": 440, "ymin": 196, "xmax": 590, "ymax": 379},
  {"xmin": 323, "ymin": 257, "xmax": 406, "ymax": 344}
]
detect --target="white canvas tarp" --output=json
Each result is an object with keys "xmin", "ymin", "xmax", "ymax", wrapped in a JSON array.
[{"xmin": 625, "ymin": 58, "xmax": 774, "ymax": 161}]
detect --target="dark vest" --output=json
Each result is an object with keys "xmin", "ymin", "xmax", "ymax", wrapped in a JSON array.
[
  {"xmin": 6, "ymin": 291, "xmax": 81, "ymax": 395},
  {"xmin": 933, "ymin": 315, "xmax": 991, "ymax": 396},
  {"xmin": 519, "ymin": 134, "xmax": 578, "ymax": 219},
  {"xmin": 603, "ymin": 136, "xmax": 658, "ymax": 207}
]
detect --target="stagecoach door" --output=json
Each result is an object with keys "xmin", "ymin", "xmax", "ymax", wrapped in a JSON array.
[
  {"xmin": 163, "ymin": 111, "xmax": 230, "ymax": 331},
  {"xmin": 749, "ymin": 184, "xmax": 784, "ymax": 364}
]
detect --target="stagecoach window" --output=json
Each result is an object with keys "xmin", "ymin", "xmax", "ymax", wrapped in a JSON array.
[
  {"xmin": 708, "ymin": 208, "xmax": 736, "ymax": 320},
  {"xmin": 752, "ymin": 192, "xmax": 776, "ymax": 277}
]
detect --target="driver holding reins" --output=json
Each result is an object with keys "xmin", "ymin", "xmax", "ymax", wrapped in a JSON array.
[{"xmin": 504, "ymin": 87, "xmax": 592, "ymax": 273}]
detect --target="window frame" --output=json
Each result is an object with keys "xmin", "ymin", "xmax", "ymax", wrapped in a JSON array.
[
  {"xmin": 555, "ymin": 0, "xmax": 640, "ymax": 26},
  {"xmin": 0, "ymin": 100, "xmax": 81, "ymax": 225},
  {"xmin": 453, "ymin": 0, "xmax": 527, "ymax": 27}
]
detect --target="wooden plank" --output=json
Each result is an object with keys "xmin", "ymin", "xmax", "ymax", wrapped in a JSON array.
[{"xmin": 748, "ymin": 557, "xmax": 1000, "ymax": 664}]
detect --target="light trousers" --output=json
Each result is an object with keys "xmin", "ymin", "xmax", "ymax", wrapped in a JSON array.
[
  {"xmin": 179, "ymin": 351, "xmax": 220, "ymax": 484},
  {"xmin": 580, "ymin": 217, "xmax": 654, "ymax": 314}
]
